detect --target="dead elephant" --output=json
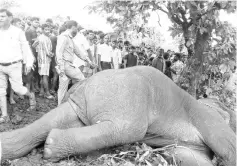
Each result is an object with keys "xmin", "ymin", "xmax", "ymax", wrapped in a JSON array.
[{"xmin": 0, "ymin": 66, "xmax": 236, "ymax": 166}]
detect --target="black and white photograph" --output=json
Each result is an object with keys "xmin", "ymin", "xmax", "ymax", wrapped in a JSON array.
[{"xmin": 0, "ymin": 0, "xmax": 236, "ymax": 165}]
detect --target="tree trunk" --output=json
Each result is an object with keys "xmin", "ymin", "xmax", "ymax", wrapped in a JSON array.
[
  {"xmin": 183, "ymin": 26, "xmax": 194, "ymax": 58},
  {"xmin": 188, "ymin": 31, "xmax": 210, "ymax": 97}
]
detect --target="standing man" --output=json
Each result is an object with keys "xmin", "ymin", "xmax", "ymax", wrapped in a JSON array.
[
  {"xmin": 83, "ymin": 30, "xmax": 98, "ymax": 77},
  {"xmin": 25, "ymin": 17, "xmax": 40, "ymax": 93},
  {"xmin": 124, "ymin": 46, "xmax": 138, "ymax": 68},
  {"xmin": 73, "ymin": 25, "xmax": 93, "ymax": 73},
  {"xmin": 49, "ymin": 26, "xmax": 58, "ymax": 94},
  {"xmin": 97, "ymin": 35, "xmax": 113, "ymax": 70},
  {"xmin": 111, "ymin": 40, "xmax": 122, "ymax": 69},
  {"xmin": 0, "ymin": 9, "xmax": 36, "ymax": 123},
  {"xmin": 56, "ymin": 20, "xmax": 95, "ymax": 105},
  {"xmin": 34, "ymin": 24, "xmax": 54, "ymax": 99},
  {"xmin": 152, "ymin": 48, "xmax": 165, "ymax": 72}
]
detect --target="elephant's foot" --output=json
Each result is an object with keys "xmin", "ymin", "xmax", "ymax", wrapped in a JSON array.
[
  {"xmin": 42, "ymin": 119, "xmax": 148, "ymax": 162},
  {"xmin": 0, "ymin": 101, "xmax": 84, "ymax": 160},
  {"xmin": 43, "ymin": 129, "xmax": 69, "ymax": 162}
]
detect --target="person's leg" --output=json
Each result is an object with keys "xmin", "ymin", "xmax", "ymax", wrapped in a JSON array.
[
  {"xmin": 34, "ymin": 59, "xmax": 40, "ymax": 92},
  {"xmin": 65, "ymin": 63, "xmax": 85, "ymax": 83},
  {"xmin": 50, "ymin": 68, "xmax": 58, "ymax": 94},
  {"xmin": 7, "ymin": 63, "xmax": 36, "ymax": 111},
  {"xmin": 57, "ymin": 76, "xmax": 70, "ymax": 106},
  {"xmin": 24, "ymin": 65, "xmax": 33, "ymax": 92},
  {"xmin": 50, "ymin": 59, "xmax": 58, "ymax": 93},
  {"xmin": 0, "ymin": 67, "xmax": 9, "ymax": 122},
  {"xmin": 39, "ymin": 75, "xmax": 44, "ymax": 97},
  {"xmin": 9, "ymin": 87, "xmax": 16, "ymax": 105},
  {"xmin": 43, "ymin": 75, "xmax": 53, "ymax": 99}
]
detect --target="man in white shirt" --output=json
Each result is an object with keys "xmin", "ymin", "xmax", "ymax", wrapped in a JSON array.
[
  {"xmin": 97, "ymin": 35, "xmax": 113, "ymax": 70},
  {"xmin": 73, "ymin": 26, "xmax": 92, "ymax": 72},
  {"xmin": 0, "ymin": 9, "xmax": 36, "ymax": 123},
  {"xmin": 111, "ymin": 40, "xmax": 122, "ymax": 69}
]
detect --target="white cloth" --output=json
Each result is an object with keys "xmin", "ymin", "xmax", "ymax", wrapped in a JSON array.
[
  {"xmin": 0, "ymin": 63, "xmax": 28, "ymax": 96},
  {"xmin": 111, "ymin": 48, "xmax": 122, "ymax": 69},
  {"xmin": 0, "ymin": 25, "xmax": 34, "ymax": 68},
  {"xmin": 73, "ymin": 32, "xmax": 90, "ymax": 67},
  {"xmin": 97, "ymin": 43, "xmax": 113, "ymax": 62}
]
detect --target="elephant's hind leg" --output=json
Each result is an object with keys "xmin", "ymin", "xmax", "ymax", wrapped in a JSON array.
[
  {"xmin": 43, "ymin": 119, "xmax": 148, "ymax": 162},
  {"xmin": 0, "ymin": 101, "xmax": 84, "ymax": 160},
  {"xmin": 191, "ymin": 103, "xmax": 236, "ymax": 166}
]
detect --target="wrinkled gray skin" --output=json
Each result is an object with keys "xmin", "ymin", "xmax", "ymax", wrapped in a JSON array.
[{"xmin": 0, "ymin": 66, "xmax": 236, "ymax": 166}]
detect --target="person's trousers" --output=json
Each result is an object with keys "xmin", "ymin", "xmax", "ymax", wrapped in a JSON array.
[
  {"xmin": 57, "ymin": 62, "xmax": 85, "ymax": 105},
  {"xmin": 100, "ymin": 61, "xmax": 111, "ymax": 70},
  {"xmin": 0, "ymin": 62, "xmax": 28, "ymax": 97}
]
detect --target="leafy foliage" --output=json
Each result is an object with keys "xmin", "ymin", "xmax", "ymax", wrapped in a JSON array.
[
  {"xmin": 179, "ymin": 21, "xmax": 236, "ymax": 109},
  {"xmin": 79, "ymin": 143, "xmax": 177, "ymax": 166},
  {"xmin": 0, "ymin": 0, "xmax": 19, "ymax": 9}
]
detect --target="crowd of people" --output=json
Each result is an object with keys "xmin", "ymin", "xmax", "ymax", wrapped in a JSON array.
[{"xmin": 0, "ymin": 9, "xmax": 186, "ymax": 123}]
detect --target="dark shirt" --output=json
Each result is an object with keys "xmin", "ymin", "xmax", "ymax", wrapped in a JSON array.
[
  {"xmin": 50, "ymin": 36, "xmax": 57, "ymax": 54},
  {"xmin": 25, "ymin": 27, "xmax": 37, "ymax": 56},
  {"xmin": 124, "ymin": 53, "xmax": 138, "ymax": 67},
  {"xmin": 152, "ymin": 57, "xmax": 164, "ymax": 72},
  {"xmin": 164, "ymin": 68, "xmax": 173, "ymax": 80}
]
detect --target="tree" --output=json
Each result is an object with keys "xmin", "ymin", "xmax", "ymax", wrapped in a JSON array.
[
  {"xmin": 86, "ymin": 0, "xmax": 236, "ymax": 97},
  {"xmin": 0, "ymin": 0, "xmax": 19, "ymax": 9}
]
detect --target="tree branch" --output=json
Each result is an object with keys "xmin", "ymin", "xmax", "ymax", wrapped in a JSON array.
[
  {"xmin": 167, "ymin": 2, "xmax": 183, "ymax": 25},
  {"xmin": 178, "ymin": 7, "xmax": 188, "ymax": 24},
  {"xmin": 151, "ymin": 1, "xmax": 169, "ymax": 14},
  {"xmin": 212, "ymin": 37, "xmax": 221, "ymax": 43},
  {"xmin": 188, "ymin": 6, "xmax": 217, "ymax": 27}
]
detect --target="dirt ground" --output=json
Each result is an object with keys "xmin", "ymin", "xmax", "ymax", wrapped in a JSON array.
[{"xmin": 0, "ymin": 94, "xmax": 172, "ymax": 166}]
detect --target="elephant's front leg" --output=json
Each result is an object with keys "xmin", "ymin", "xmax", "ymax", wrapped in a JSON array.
[
  {"xmin": 0, "ymin": 101, "xmax": 84, "ymax": 160},
  {"xmin": 43, "ymin": 120, "xmax": 148, "ymax": 162}
]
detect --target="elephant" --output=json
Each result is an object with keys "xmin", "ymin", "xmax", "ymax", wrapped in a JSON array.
[{"xmin": 0, "ymin": 66, "xmax": 236, "ymax": 166}]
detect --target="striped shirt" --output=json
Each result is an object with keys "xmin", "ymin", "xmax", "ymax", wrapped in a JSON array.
[{"xmin": 36, "ymin": 34, "xmax": 52, "ymax": 66}]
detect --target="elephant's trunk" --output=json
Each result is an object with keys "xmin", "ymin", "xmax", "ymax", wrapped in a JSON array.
[{"xmin": 0, "ymin": 101, "xmax": 83, "ymax": 160}]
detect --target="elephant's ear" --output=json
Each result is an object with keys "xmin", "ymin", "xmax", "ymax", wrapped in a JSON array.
[
  {"xmin": 61, "ymin": 80, "xmax": 87, "ymax": 104},
  {"xmin": 199, "ymin": 98, "xmax": 236, "ymax": 133}
]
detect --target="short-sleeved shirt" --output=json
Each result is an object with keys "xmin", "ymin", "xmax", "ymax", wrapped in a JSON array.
[
  {"xmin": 152, "ymin": 57, "xmax": 164, "ymax": 72},
  {"xmin": 97, "ymin": 43, "xmax": 113, "ymax": 62},
  {"xmin": 124, "ymin": 53, "xmax": 138, "ymax": 67},
  {"xmin": 73, "ymin": 33, "xmax": 90, "ymax": 67}
]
